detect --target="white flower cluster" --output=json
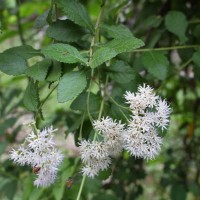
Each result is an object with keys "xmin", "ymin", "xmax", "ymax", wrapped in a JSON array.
[
  {"xmin": 79, "ymin": 117, "xmax": 124, "ymax": 178},
  {"xmin": 124, "ymin": 84, "xmax": 171, "ymax": 159},
  {"xmin": 93, "ymin": 117, "xmax": 125, "ymax": 157},
  {"xmin": 79, "ymin": 84, "xmax": 171, "ymax": 177},
  {"xmin": 10, "ymin": 126, "xmax": 63, "ymax": 187}
]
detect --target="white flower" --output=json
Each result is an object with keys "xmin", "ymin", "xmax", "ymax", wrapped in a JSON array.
[
  {"xmin": 93, "ymin": 117, "xmax": 125, "ymax": 156},
  {"xmin": 10, "ymin": 125, "xmax": 63, "ymax": 187},
  {"xmin": 79, "ymin": 140, "xmax": 111, "ymax": 177},
  {"xmin": 155, "ymin": 99, "xmax": 171, "ymax": 130},
  {"xmin": 123, "ymin": 84, "xmax": 171, "ymax": 160},
  {"xmin": 81, "ymin": 156, "xmax": 111, "ymax": 178},
  {"xmin": 78, "ymin": 84, "xmax": 171, "ymax": 175},
  {"xmin": 123, "ymin": 127, "xmax": 162, "ymax": 160},
  {"xmin": 124, "ymin": 84, "xmax": 158, "ymax": 115}
]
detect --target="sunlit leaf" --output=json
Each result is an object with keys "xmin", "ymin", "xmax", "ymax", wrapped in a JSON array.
[{"xmin": 42, "ymin": 43, "xmax": 88, "ymax": 65}]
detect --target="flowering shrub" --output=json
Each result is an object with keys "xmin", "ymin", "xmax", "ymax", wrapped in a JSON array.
[{"xmin": 1, "ymin": 0, "xmax": 199, "ymax": 199}]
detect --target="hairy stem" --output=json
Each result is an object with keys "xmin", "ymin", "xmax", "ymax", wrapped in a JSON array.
[{"xmin": 132, "ymin": 45, "xmax": 200, "ymax": 53}]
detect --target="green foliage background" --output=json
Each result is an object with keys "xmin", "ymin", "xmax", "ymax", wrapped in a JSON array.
[{"xmin": 0, "ymin": 0, "xmax": 200, "ymax": 199}]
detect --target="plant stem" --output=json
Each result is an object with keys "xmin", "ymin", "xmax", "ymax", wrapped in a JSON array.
[
  {"xmin": 79, "ymin": 111, "xmax": 86, "ymax": 140},
  {"xmin": 16, "ymin": 0, "xmax": 26, "ymax": 45},
  {"xmin": 109, "ymin": 96, "xmax": 129, "ymax": 110},
  {"xmin": 77, "ymin": 2, "xmax": 107, "ymax": 200},
  {"xmin": 119, "ymin": 107, "xmax": 129, "ymax": 122},
  {"xmin": 30, "ymin": 121, "xmax": 38, "ymax": 135},
  {"xmin": 76, "ymin": 175, "xmax": 86, "ymax": 200},
  {"xmin": 179, "ymin": 58, "xmax": 193, "ymax": 70},
  {"xmin": 93, "ymin": 98, "xmax": 105, "ymax": 141},
  {"xmin": 34, "ymin": 84, "xmax": 58, "ymax": 120},
  {"xmin": 86, "ymin": 69, "xmax": 94, "ymax": 123},
  {"xmin": 86, "ymin": 0, "xmax": 107, "ymax": 124},
  {"xmin": 132, "ymin": 45, "xmax": 200, "ymax": 53},
  {"xmin": 189, "ymin": 19, "xmax": 200, "ymax": 24}
]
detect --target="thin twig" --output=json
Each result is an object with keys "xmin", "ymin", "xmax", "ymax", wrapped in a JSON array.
[{"xmin": 16, "ymin": 0, "xmax": 26, "ymax": 45}]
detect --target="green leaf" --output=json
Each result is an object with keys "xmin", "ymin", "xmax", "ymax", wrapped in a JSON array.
[
  {"xmin": 4, "ymin": 45, "xmax": 41, "ymax": 59},
  {"xmin": 71, "ymin": 92, "xmax": 101, "ymax": 113},
  {"xmin": 0, "ymin": 178, "xmax": 11, "ymax": 191},
  {"xmin": 84, "ymin": 178, "xmax": 101, "ymax": 193},
  {"xmin": 0, "ymin": 53, "xmax": 27, "ymax": 75},
  {"xmin": 34, "ymin": 10, "xmax": 49, "ymax": 29},
  {"xmin": 58, "ymin": 71, "xmax": 87, "ymax": 102},
  {"xmin": 26, "ymin": 59, "xmax": 52, "ymax": 81},
  {"xmin": 29, "ymin": 188, "xmax": 44, "ymax": 200},
  {"xmin": 57, "ymin": 0, "xmax": 94, "ymax": 33},
  {"xmin": 53, "ymin": 167, "xmax": 73, "ymax": 200},
  {"xmin": 46, "ymin": 20, "xmax": 86, "ymax": 42},
  {"xmin": 102, "ymin": 24, "xmax": 133, "ymax": 38},
  {"xmin": 192, "ymin": 50, "xmax": 200, "ymax": 66},
  {"xmin": 193, "ymin": 50, "xmax": 200, "ymax": 79},
  {"xmin": 2, "ymin": 180, "xmax": 18, "ymax": 200},
  {"xmin": 22, "ymin": 176, "xmax": 34, "ymax": 200},
  {"xmin": 92, "ymin": 193, "xmax": 118, "ymax": 200},
  {"xmin": 23, "ymin": 80, "xmax": 39, "ymax": 111},
  {"xmin": 107, "ymin": 60, "xmax": 135, "ymax": 83},
  {"xmin": 106, "ymin": 37, "xmax": 144, "ymax": 54},
  {"xmin": 165, "ymin": 11, "xmax": 188, "ymax": 44},
  {"xmin": 90, "ymin": 47, "xmax": 117, "ymax": 68},
  {"xmin": 142, "ymin": 52, "xmax": 169, "ymax": 80},
  {"xmin": 142, "ymin": 15, "xmax": 162, "ymax": 28},
  {"xmin": 42, "ymin": 43, "xmax": 88, "ymax": 65},
  {"xmin": 46, "ymin": 61, "xmax": 62, "ymax": 81},
  {"xmin": 170, "ymin": 184, "xmax": 187, "ymax": 200}
]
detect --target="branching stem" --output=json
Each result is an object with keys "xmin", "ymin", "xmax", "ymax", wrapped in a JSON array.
[{"xmin": 34, "ymin": 84, "xmax": 58, "ymax": 120}]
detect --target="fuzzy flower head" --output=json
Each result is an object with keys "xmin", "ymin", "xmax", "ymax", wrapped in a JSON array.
[
  {"xmin": 123, "ymin": 127, "xmax": 162, "ymax": 160},
  {"xmin": 79, "ymin": 140, "xmax": 111, "ymax": 178},
  {"xmin": 93, "ymin": 117, "xmax": 125, "ymax": 156},
  {"xmin": 125, "ymin": 84, "xmax": 171, "ymax": 130},
  {"xmin": 123, "ymin": 84, "xmax": 171, "ymax": 159},
  {"xmin": 10, "ymin": 125, "xmax": 63, "ymax": 187},
  {"xmin": 125, "ymin": 84, "xmax": 158, "ymax": 115}
]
